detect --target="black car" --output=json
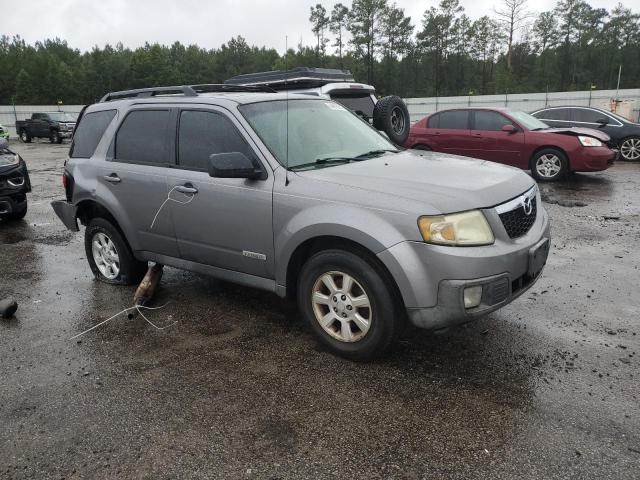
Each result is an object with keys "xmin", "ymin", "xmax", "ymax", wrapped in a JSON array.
[
  {"xmin": 531, "ymin": 106, "xmax": 640, "ymax": 161},
  {"xmin": 0, "ymin": 139, "xmax": 31, "ymax": 221}
]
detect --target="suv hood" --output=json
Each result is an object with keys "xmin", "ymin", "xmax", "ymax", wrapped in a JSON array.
[
  {"xmin": 543, "ymin": 127, "xmax": 610, "ymax": 142},
  {"xmin": 296, "ymin": 150, "xmax": 534, "ymax": 214}
]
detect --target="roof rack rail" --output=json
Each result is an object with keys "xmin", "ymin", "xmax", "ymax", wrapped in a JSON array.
[
  {"xmin": 99, "ymin": 84, "xmax": 276, "ymax": 102},
  {"xmin": 225, "ymin": 67, "xmax": 355, "ymax": 89}
]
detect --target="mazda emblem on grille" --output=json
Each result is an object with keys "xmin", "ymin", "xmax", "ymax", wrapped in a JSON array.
[{"xmin": 522, "ymin": 196, "xmax": 533, "ymax": 216}]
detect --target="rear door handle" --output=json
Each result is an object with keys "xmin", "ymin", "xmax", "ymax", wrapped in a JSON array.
[
  {"xmin": 103, "ymin": 174, "xmax": 121, "ymax": 183},
  {"xmin": 175, "ymin": 184, "xmax": 198, "ymax": 195}
]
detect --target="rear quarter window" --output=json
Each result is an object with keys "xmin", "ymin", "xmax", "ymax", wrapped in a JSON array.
[{"xmin": 70, "ymin": 110, "xmax": 117, "ymax": 158}]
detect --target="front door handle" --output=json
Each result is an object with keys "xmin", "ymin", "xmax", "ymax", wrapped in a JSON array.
[
  {"xmin": 103, "ymin": 174, "xmax": 121, "ymax": 183},
  {"xmin": 175, "ymin": 184, "xmax": 198, "ymax": 195}
]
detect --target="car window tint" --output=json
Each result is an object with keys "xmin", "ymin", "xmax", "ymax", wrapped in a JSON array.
[
  {"xmin": 438, "ymin": 111, "xmax": 468, "ymax": 129},
  {"xmin": 573, "ymin": 108, "xmax": 602, "ymax": 123},
  {"xmin": 474, "ymin": 111, "xmax": 513, "ymax": 131},
  {"xmin": 70, "ymin": 110, "xmax": 117, "ymax": 158},
  {"xmin": 178, "ymin": 110, "xmax": 252, "ymax": 171},
  {"xmin": 427, "ymin": 113, "xmax": 439, "ymax": 128},
  {"xmin": 115, "ymin": 110, "xmax": 171, "ymax": 165},
  {"xmin": 535, "ymin": 109, "xmax": 569, "ymax": 121}
]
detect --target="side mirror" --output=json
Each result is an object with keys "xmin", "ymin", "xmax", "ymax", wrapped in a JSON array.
[
  {"xmin": 501, "ymin": 124, "xmax": 516, "ymax": 133},
  {"xmin": 208, "ymin": 152, "xmax": 264, "ymax": 180},
  {"xmin": 595, "ymin": 118, "xmax": 609, "ymax": 125}
]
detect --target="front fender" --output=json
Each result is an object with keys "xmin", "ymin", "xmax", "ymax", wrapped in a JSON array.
[{"xmin": 274, "ymin": 202, "xmax": 410, "ymax": 287}]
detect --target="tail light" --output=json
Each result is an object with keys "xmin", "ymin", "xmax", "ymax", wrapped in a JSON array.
[{"xmin": 62, "ymin": 172, "xmax": 73, "ymax": 202}]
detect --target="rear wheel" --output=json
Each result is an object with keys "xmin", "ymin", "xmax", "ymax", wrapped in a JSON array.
[
  {"xmin": 297, "ymin": 249, "xmax": 400, "ymax": 360},
  {"xmin": 20, "ymin": 130, "xmax": 31, "ymax": 143},
  {"xmin": 530, "ymin": 148, "xmax": 568, "ymax": 182},
  {"xmin": 85, "ymin": 217, "xmax": 147, "ymax": 285},
  {"xmin": 619, "ymin": 136, "xmax": 640, "ymax": 161}
]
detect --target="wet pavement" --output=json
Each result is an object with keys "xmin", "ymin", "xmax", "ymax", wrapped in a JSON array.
[{"xmin": 1, "ymin": 141, "xmax": 639, "ymax": 479}]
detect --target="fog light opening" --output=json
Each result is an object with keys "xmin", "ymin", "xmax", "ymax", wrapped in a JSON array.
[{"xmin": 464, "ymin": 285, "xmax": 483, "ymax": 309}]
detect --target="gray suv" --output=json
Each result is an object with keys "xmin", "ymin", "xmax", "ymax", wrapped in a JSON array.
[{"xmin": 52, "ymin": 84, "xmax": 550, "ymax": 360}]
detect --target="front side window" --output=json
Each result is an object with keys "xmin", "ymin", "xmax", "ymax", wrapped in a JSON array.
[
  {"xmin": 573, "ymin": 108, "xmax": 603, "ymax": 123},
  {"xmin": 534, "ymin": 108, "xmax": 569, "ymax": 121},
  {"xmin": 70, "ymin": 110, "xmax": 117, "ymax": 158},
  {"xmin": 474, "ymin": 111, "xmax": 513, "ymax": 131},
  {"xmin": 178, "ymin": 110, "xmax": 253, "ymax": 171},
  {"xmin": 115, "ymin": 110, "xmax": 171, "ymax": 165},
  {"xmin": 437, "ymin": 110, "xmax": 469, "ymax": 129},
  {"xmin": 239, "ymin": 99, "xmax": 395, "ymax": 169}
]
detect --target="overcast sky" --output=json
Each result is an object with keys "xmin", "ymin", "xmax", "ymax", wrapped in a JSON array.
[{"xmin": 4, "ymin": 0, "xmax": 623, "ymax": 53}]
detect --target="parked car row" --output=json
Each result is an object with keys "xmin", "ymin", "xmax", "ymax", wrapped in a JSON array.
[{"xmin": 404, "ymin": 107, "xmax": 624, "ymax": 181}]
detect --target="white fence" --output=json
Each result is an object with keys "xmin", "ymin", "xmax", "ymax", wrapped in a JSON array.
[
  {"xmin": 1, "ymin": 87, "xmax": 639, "ymax": 137},
  {"xmin": 0, "ymin": 105, "xmax": 84, "ymax": 137},
  {"xmin": 404, "ymin": 88, "xmax": 640, "ymax": 123}
]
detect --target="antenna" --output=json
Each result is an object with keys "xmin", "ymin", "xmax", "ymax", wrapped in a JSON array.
[{"xmin": 285, "ymin": 35, "xmax": 290, "ymax": 186}]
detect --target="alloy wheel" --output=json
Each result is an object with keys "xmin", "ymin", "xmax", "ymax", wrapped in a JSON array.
[
  {"xmin": 91, "ymin": 232, "xmax": 120, "ymax": 280},
  {"xmin": 535, "ymin": 154, "xmax": 562, "ymax": 179},
  {"xmin": 390, "ymin": 106, "xmax": 406, "ymax": 135},
  {"xmin": 311, "ymin": 271, "xmax": 372, "ymax": 343},
  {"xmin": 620, "ymin": 138, "xmax": 640, "ymax": 161}
]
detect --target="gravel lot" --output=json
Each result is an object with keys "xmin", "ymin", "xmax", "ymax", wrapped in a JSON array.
[{"xmin": 1, "ymin": 140, "xmax": 639, "ymax": 479}]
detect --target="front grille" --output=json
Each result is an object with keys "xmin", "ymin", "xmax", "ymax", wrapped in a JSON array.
[{"xmin": 499, "ymin": 196, "xmax": 537, "ymax": 239}]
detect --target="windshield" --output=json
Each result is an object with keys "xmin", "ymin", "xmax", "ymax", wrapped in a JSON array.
[
  {"xmin": 239, "ymin": 99, "xmax": 395, "ymax": 169},
  {"xmin": 508, "ymin": 110, "xmax": 549, "ymax": 130},
  {"xmin": 48, "ymin": 113, "xmax": 76, "ymax": 122}
]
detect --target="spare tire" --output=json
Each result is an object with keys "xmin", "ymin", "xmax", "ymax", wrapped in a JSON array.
[{"xmin": 373, "ymin": 95, "xmax": 410, "ymax": 146}]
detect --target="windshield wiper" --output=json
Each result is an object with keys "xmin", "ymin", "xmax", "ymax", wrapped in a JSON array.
[
  {"xmin": 355, "ymin": 149, "xmax": 400, "ymax": 158},
  {"xmin": 531, "ymin": 127, "xmax": 549, "ymax": 131},
  {"xmin": 289, "ymin": 157, "xmax": 359, "ymax": 171}
]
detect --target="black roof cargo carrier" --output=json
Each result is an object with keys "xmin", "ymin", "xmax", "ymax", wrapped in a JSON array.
[{"xmin": 225, "ymin": 67, "xmax": 355, "ymax": 90}]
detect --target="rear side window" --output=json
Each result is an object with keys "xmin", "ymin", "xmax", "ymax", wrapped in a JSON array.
[
  {"xmin": 178, "ymin": 110, "xmax": 253, "ymax": 171},
  {"xmin": 535, "ymin": 108, "xmax": 569, "ymax": 121},
  {"xmin": 70, "ymin": 110, "xmax": 116, "ymax": 158},
  {"xmin": 115, "ymin": 110, "xmax": 171, "ymax": 165},
  {"xmin": 430, "ymin": 110, "xmax": 469, "ymax": 129},
  {"xmin": 473, "ymin": 111, "xmax": 513, "ymax": 131}
]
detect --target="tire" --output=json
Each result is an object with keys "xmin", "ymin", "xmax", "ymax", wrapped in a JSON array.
[
  {"xmin": 619, "ymin": 136, "xmax": 640, "ymax": 162},
  {"xmin": 84, "ymin": 217, "xmax": 147, "ymax": 285},
  {"xmin": 0, "ymin": 202, "xmax": 27, "ymax": 221},
  {"xmin": 530, "ymin": 148, "xmax": 569, "ymax": 182},
  {"xmin": 297, "ymin": 249, "xmax": 400, "ymax": 361},
  {"xmin": 50, "ymin": 131, "xmax": 61, "ymax": 144},
  {"xmin": 20, "ymin": 130, "xmax": 31, "ymax": 143},
  {"xmin": 373, "ymin": 95, "xmax": 410, "ymax": 146}
]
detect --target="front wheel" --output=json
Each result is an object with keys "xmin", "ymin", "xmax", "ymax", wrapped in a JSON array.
[
  {"xmin": 530, "ymin": 148, "xmax": 568, "ymax": 182},
  {"xmin": 50, "ymin": 131, "xmax": 62, "ymax": 144},
  {"xmin": 297, "ymin": 249, "xmax": 400, "ymax": 361},
  {"xmin": 20, "ymin": 131, "xmax": 31, "ymax": 143},
  {"xmin": 84, "ymin": 217, "xmax": 147, "ymax": 285},
  {"xmin": 619, "ymin": 136, "xmax": 640, "ymax": 161}
]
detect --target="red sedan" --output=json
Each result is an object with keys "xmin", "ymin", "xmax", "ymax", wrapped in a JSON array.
[{"xmin": 404, "ymin": 107, "xmax": 616, "ymax": 181}]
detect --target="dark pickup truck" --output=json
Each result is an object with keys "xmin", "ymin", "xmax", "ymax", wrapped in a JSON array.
[{"xmin": 16, "ymin": 112, "xmax": 77, "ymax": 144}]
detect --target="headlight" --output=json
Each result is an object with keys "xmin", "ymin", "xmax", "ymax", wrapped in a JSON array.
[
  {"xmin": 418, "ymin": 210, "xmax": 494, "ymax": 246},
  {"xmin": 0, "ymin": 153, "xmax": 19, "ymax": 167},
  {"xmin": 578, "ymin": 135, "xmax": 602, "ymax": 147}
]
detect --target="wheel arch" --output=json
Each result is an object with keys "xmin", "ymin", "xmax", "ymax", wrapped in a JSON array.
[
  {"xmin": 283, "ymin": 235, "xmax": 404, "ymax": 310},
  {"xmin": 529, "ymin": 145, "xmax": 569, "ymax": 169},
  {"xmin": 75, "ymin": 199, "xmax": 132, "ymax": 245}
]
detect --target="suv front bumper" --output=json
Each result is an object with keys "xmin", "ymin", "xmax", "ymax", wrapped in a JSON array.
[{"xmin": 378, "ymin": 205, "xmax": 550, "ymax": 330}]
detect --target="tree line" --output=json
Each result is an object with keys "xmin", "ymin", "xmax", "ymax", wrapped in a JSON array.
[{"xmin": 1, "ymin": 0, "xmax": 638, "ymax": 105}]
